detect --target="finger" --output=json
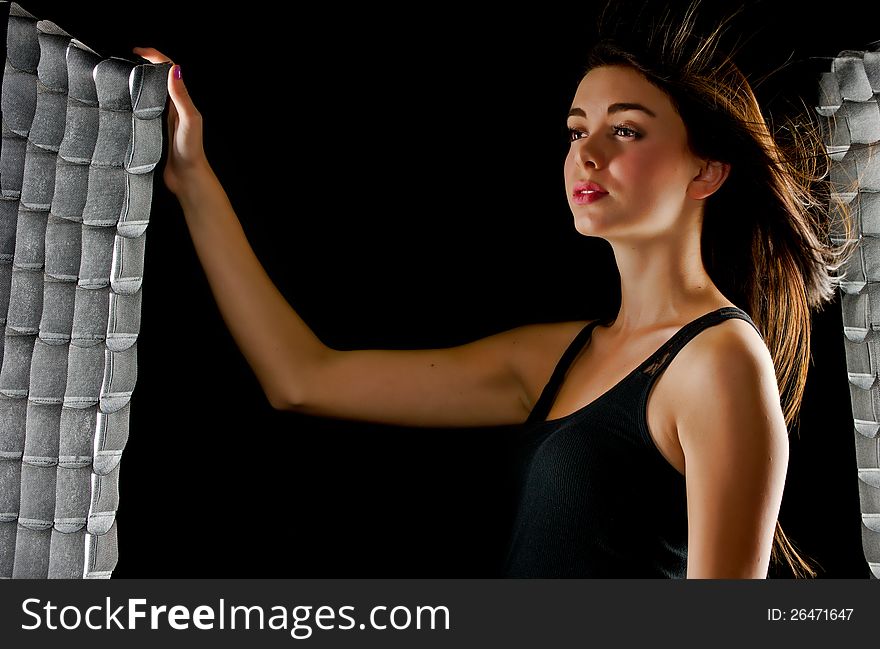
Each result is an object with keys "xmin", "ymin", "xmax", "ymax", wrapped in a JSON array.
[
  {"xmin": 132, "ymin": 47, "xmax": 184, "ymax": 142},
  {"xmin": 165, "ymin": 63, "xmax": 198, "ymax": 123},
  {"xmin": 131, "ymin": 46, "xmax": 171, "ymax": 64}
]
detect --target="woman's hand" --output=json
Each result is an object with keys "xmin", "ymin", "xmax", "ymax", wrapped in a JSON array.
[{"xmin": 131, "ymin": 47, "xmax": 210, "ymax": 198}]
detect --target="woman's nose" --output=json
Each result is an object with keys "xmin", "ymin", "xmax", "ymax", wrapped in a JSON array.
[{"xmin": 574, "ymin": 137, "xmax": 603, "ymax": 170}]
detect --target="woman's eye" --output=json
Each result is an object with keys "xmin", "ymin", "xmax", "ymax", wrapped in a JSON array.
[
  {"xmin": 567, "ymin": 127, "xmax": 585, "ymax": 142},
  {"xmin": 567, "ymin": 125, "xmax": 641, "ymax": 143},
  {"xmin": 613, "ymin": 125, "xmax": 640, "ymax": 138}
]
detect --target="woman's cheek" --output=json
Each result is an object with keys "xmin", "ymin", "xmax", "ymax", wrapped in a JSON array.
[
  {"xmin": 563, "ymin": 151, "xmax": 576, "ymax": 177},
  {"xmin": 564, "ymin": 155, "xmax": 583, "ymax": 195},
  {"xmin": 616, "ymin": 152, "xmax": 668, "ymax": 197}
]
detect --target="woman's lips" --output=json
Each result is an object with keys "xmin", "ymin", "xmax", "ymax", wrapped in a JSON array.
[
  {"xmin": 572, "ymin": 190, "xmax": 608, "ymax": 205},
  {"xmin": 571, "ymin": 183, "xmax": 608, "ymax": 205},
  {"xmin": 572, "ymin": 181, "xmax": 608, "ymax": 205}
]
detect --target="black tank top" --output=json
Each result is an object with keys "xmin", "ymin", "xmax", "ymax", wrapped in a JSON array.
[{"xmin": 502, "ymin": 306, "xmax": 761, "ymax": 578}]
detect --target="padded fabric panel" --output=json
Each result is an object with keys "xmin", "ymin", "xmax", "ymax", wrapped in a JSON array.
[
  {"xmin": 824, "ymin": 45, "xmax": 880, "ymax": 579},
  {"xmin": 0, "ymin": 1, "xmax": 169, "ymax": 578}
]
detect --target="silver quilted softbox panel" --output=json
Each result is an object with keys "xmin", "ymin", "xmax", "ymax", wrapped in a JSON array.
[
  {"xmin": 819, "ymin": 45, "xmax": 880, "ymax": 579},
  {"xmin": 0, "ymin": 1, "xmax": 169, "ymax": 578}
]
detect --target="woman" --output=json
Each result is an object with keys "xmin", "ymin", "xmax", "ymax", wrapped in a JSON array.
[{"xmin": 131, "ymin": 0, "xmax": 854, "ymax": 578}]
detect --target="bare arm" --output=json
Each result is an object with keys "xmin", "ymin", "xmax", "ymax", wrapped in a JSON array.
[
  {"xmin": 131, "ymin": 47, "xmax": 326, "ymax": 408},
  {"xmin": 677, "ymin": 321, "xmax": 789, "ymax": 579},
  {"xmin": 176, "ymin": 162, "xmax": 583, "ymax": 426},
  {"xmin": 134, "ymin": 47, "xmax": 586, "ymax": 427},
  {"xmin": 296, "ymin": 321, "xmax": 587, "ymax": 428},
  {"xmin": 177, "ymin": 166, "xmax": 326, "ymax": 409}
]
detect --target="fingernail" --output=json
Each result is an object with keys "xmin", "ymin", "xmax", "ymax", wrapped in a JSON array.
[{"xmin": 174, "ymin": 65, "xmax": 182, "ymax": 80}]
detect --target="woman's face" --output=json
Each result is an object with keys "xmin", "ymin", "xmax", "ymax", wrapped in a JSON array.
[{"xmin": 564, "ymin": 64, "xmax": 703, "ymax": 240}]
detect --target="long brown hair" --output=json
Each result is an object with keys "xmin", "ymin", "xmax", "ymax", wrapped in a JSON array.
[{"xmin": 584, "ymin": 0, "xmax": 858, "ymax": 577}]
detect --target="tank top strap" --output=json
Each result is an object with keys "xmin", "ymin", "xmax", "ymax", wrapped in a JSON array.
[
  {"xmin": 524, "ymin": 307, "xmax": 761, "ymax": 426},
  {"xmin": 525, "ymin": 318, "xmax": 608, "ymax": 425},
  {"xmin": 639, "ymin": 306, "xmax": 761, "ymax": 380}
]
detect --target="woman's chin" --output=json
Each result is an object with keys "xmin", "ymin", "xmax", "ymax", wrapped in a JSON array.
[{"xmin": 572, "ymin": 214, "xmax": 614, "ymax": 237}]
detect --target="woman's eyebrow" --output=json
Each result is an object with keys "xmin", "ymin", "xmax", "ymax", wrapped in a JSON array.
[{"xmin": 567, "ymin": 103, "xmax": 657, "ymax": 118}]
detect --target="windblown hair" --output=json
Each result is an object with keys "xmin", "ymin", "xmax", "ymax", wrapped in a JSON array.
[{"xmin": 585, "ymin": 0, "xmax": 858, "ymax": 577}]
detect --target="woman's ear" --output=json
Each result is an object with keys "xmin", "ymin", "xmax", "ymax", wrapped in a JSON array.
[{"xmin": 688, "ymin": 159, "xmax": 730, "ymax": 200}]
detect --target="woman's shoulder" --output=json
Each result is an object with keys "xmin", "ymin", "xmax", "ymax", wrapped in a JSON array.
[
  {"xmin": 689, "ymin": 313, "xmax": 769, "ymax": 362},
  {"xmin": 669, "ymin": 314, "xmax": 775, "ymax": 404}
]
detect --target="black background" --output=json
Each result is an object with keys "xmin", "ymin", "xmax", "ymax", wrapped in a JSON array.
[{"xmin": 14, "ymin": 0, "xmax": 879, "ymax": 577}]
